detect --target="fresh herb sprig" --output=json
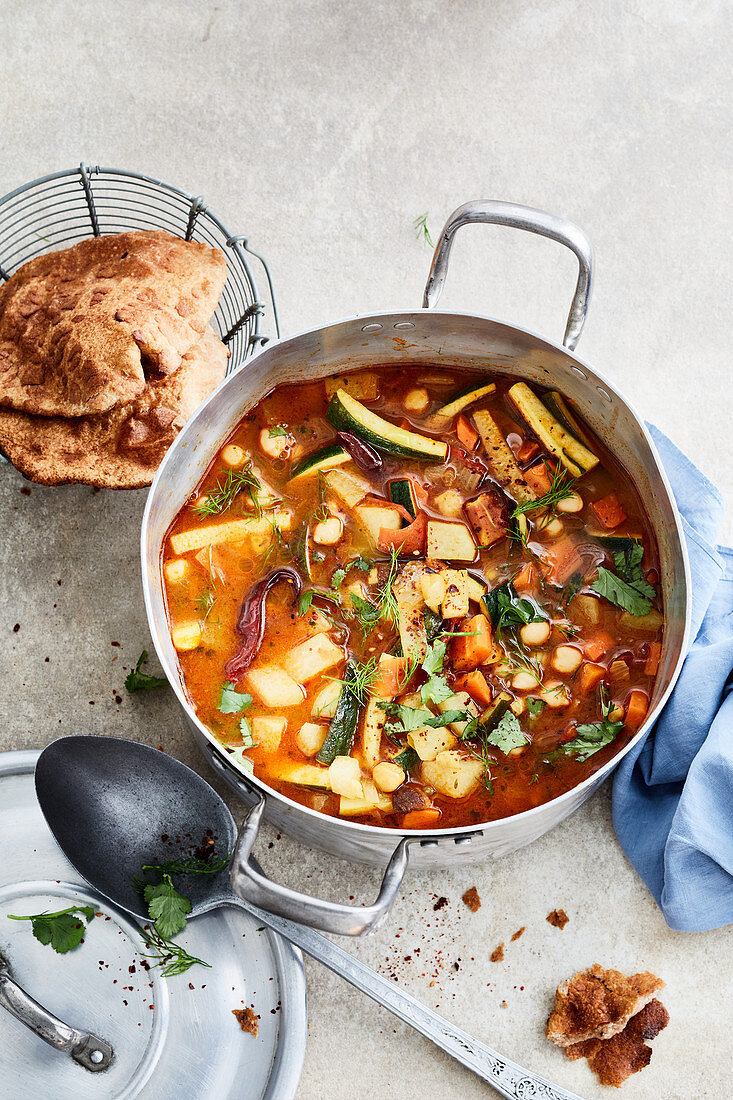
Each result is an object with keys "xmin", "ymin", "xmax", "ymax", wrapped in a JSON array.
[
  {"xmin": 7, "ymin": 905, "xmax": 96, "ymax": 954},
  {"xmin": 414, "ymin": 212, "xmax": 434, "ymax": 247},
  {"xmin": 194, "ymin": 466, "xmax": 262, "ymax": 518},
  {"xmin": 125, "ymin": 650, "xmax": 168, "ymax": 693},
  {"xmin": 591, "ymin": 544, "xmax": 656, "ymax": 617},
  {"xmin": 560, "ymin": 686, "xmax": 623, "ymax": 761},
  {"xmin": 142, "ymin": 854, "xmax": 230, "ymax": 877},
  {"xmin": 511, "ymin": 461, "xmax": 576, "ymax": 521}
]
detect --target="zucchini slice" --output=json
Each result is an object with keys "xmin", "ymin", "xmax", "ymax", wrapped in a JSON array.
[
  {"xmin": 590, "ymin": 533, "xmax": 642, "ymax": 554},
  {"xmin": 316, "ymin": 661, "xmax": 362, "ymax": 765},
  {"xmin": 472, "ymin": 408, "xmax": 536, "ymax": 506},
  {"xmin": 479, "ymin": 691, "xmax": 513, "ymax": 732},
  {"xmin": 541, "ymin": 390, "xmax": 594, "ymax": 448},
  {"xmin": 431, "ymin": 381, "xmax": 497, "ymax": 421},
  {"xmin": 289, "ymin": 443, "xmax": 351, "ymax": 482},
  {"xmin": 507, "ymin": 383, "xmax": 599, "ymax": 477},
  {"xmin": 327, "ymin": 389, "xmax": 447, "ymax": 461},
  {"xmin": 388, "ymin": 478, "xmax": 418, "ymax": 519}
]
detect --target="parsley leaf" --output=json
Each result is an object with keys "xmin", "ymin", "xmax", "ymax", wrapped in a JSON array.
[
  {"xmin": 125, "ymin": 650, "xmax": 168, "ymax": 693},
  {"xmin": 298, "ymin": 590, "xmax": 314, "ymax": 615},
  {"xmin": 240, "ymin": 715, "xmax": 256, "ymax": 746},
  {"xmin": 526, "ymin": 697, "xmax": 546, "ymax": 718},
  {"xmin": 614, "ymin": 545, "xmax": 657, "ymax": 599},
  {"xmin": 419, "ymin": 641, "xmax": 455, "ymax": 706},
  {"xmin": 484, "ymin": 711, "xmax": 527, "ymax": 754},
  {"xmin": 393, "ymin": 746, "xmax": 420, "ymax": 772},
  {"xmin": 8, "ymin": 906, "xmax": 96, "ymax": 954},
  {"xmin": 219, "ymin": 682, "xmax": 253, "ymax": 714},
  {"xmin": 591, "ymin": 568, "xmax": 652, "ymax": 616},
  {"xmin": 144, "ymin": 874, "xmax": 192, "ymax": 939},
  {"xmin": 560, "ymin": 686, "xmax": 623, "ymax": 761}
]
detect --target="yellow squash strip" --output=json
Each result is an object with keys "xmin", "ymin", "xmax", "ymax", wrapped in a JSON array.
[{"xmin": 170, "ymin": 511, "xmax": 292, "ymax": 555}]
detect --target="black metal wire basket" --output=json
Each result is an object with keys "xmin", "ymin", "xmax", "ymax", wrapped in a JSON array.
[{"xmin": 0, "ymin": 163, "xmax": 279, "ymax": 373}]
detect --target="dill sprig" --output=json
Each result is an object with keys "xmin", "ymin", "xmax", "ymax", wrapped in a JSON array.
[
  {"xmin": 414, "ymin": 212, "xmax": 434, "ymax": 248},
  {"xmin": 194, "ymin": 466, "xmax": 262, "ymax": 518},
  {"xmin": 511, "ymin": 461, "xmax": 576, "ymax": 521},
  {"xmin": 349, "ymin": 549, "xmax": 400, "ymax": 638},
  {"xmin": 141, "ymin": 854, "xmax": 230, "ymax": 877},
  {"xmin": 139, "ymin": 925, "xmax": 211, "ymax": 978},
  {"xmin": 341, "ymin": 655, "xmax": 379, "ymax": 705}
]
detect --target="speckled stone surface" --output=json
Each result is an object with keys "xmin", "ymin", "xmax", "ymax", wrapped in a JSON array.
[{"xmin": 0, "ymin": 2, "xmax": 731, "ymax": 1097}]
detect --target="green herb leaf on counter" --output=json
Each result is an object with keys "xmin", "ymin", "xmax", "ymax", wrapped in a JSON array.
[
  {"xmin": 219, "ymin": 682, "xmax": 253, "ymax": 714},
  {"xmin": 125, "ymin": 650, "xmax": 168, "ymax": 693},
  {"xmin": 140, "ymin": 926, "xmax": 211, "ymax": 978},
  {"xmin": 142, "ymin": 855, "xmax": 230, "ymax": 876},
  {"xmin": 413, "ymin": 213, "xmax": 434, "ymax": 247},
  {"xmin": 7, "ymin": 906, "xmax": 96, "ymax": 954},
  {"xmin": 143, "ymin": 874, "xmax": 191, "ymax": 939}
]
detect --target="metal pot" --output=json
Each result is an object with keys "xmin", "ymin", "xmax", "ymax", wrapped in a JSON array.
[{"xmin": 142, "ymin": 201, "xmax": 690, "ymax": 936}]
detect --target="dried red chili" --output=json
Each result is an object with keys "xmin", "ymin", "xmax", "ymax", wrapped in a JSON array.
[
  {"xmin": 225, "ymin": 567, "xmax": 302, "ymax": 679},
  {"xmin": 337, "ymin": 430, "xmax": 383, "ymax": 471}
]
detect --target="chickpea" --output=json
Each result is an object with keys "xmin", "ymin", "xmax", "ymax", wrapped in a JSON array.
[
  {"xmin": 552, "ymin": 645, "xmax": 583, "ymax": 676},
  {"xmin": 313, "ymin": 515, "xmax": 343, "ymax": 546},
  {"xmin": 557, "ymin": 492, "xmax": 584, "ymax": 514},
  {"xmin": 373, "ymin": 761, "xmax": 406, "ymax": 793},
  {"xmin": 539, "ymin": 515, "xmax": 564, "ymax": 539},
  {"xmin": 403, "ymin": 387, "xmax": 430, "ymax": 414},
  {"xmin": 512, "ymin": 671, "xmax": 540, "ymax": 691},
  {"xmin": 540, "ymin": 681, "xmax": 571, "ymax": 708},
  {"xmin": 519, "ymin": 620, "xmax": 551, "ymax": 647},
  {"xmin": 164, "ymin": 558, "xmax": 189, "ymax": 584},
  {"xmin": 434, "ymin": 490, "xmax": 464, "ymax": 518},
  {"xmin": 221, "ymin": 444, "xmax": 246, "ymax": 468},
  {"xmin": 259, "ymin": 427, "xmax": 289, "ymax": 458}
]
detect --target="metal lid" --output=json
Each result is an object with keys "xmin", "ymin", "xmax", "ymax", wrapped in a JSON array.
[{"xmin": 0, "ymin": 751, "xmax": 307, "ymax": 1099}]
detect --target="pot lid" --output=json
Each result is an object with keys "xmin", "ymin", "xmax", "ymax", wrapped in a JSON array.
[{"xmin": 0, "ymin": 750, "xmax": 307, "ymax": 1100}]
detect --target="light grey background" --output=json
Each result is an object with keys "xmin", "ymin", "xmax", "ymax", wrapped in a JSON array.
[{"xmin": 0, "ymin": 2, "xmax": 731, "ymax": 1098}]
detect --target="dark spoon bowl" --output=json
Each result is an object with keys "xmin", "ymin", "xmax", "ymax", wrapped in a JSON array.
[{"xmin": 35, "ymin": 735, "xmax": 238, "ymax": 921}]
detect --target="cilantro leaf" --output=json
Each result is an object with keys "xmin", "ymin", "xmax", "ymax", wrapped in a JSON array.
[
  {"xmin": 268, "ymin": 426, "xmax": 288, "ymax": 437},
  {"xmin": 125, "ymin": 650, "xmax": 168, "ymax": 693},
  {"xmin": 614, "ymin": 546, "xmax": 657, "ymax": 599},
  {"xmin": 591, "ymin": 567, "xmax": 652, "ymax": 616},
  {"xmin": 392, "ymin": 704, "xmax": 434, "ymax": 732},
  {"xmin": 219, "ymin": 682, "xmax": 253, "ymax": 714},
  {"xmin": 298, "ymin": 590, "xmax": 314, "ymax": 615},
  {"xmin": 351, "ymin": 556, "xmax": 371, "ymax": 573},
  {"xmin": 561, "ymin": 719, "xmax": 623, "ymax": 761},
  {"xmin": 144, "ymin": 875, "xmax": 191, "ymax": 939},
  {"xmin": 226, "ymin": 745, "xmax": 255, "ymax": 773},
  {"xmin": 239, "ymin": 715, "xmax": 256, "ymax": 747},
  {"xmin": 484, "ymin": 711, "xmax": 527, "ymax": 755},
  {"xmin": 8, "ymin": 906, "xmax": 96, "ymax": 954},
  {"xmin": 393, "ymin": 746, "xmax": 420, "ymax": 772},
  {"xmin": 426, "ymin": 709, "xmax": 468, "ymax": 727},
  {"xmin": 331, "ymin": 568, "xmax": 347, "ymax": 589},
  {"xmin": 421, "ymin": 639, "xmax": 447, "ymax": 678},
  {"xmin": 526, "ymin": 697, "xmax": 546, "ymax": 718}
]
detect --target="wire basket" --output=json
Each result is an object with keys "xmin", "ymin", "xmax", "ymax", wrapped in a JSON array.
[{"xmin": 0, "ymin": 163, "xmax": 279, "ymax": 372}]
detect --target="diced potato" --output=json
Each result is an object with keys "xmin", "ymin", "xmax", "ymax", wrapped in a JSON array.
[
  {"xmin": 426, "ymin": 520, "xmax": 476, "ymax": 563},
  {"xmin": 441, "ymin": 569, "xmax": 469, "ymax": 619},
  {"xmin": 169, "ymin": 511, "xmax": 292, "ymax": 555},
  {"xmin": 420, "ymin": 571, "xmax": 446, "ymax": 613},
  {"xmin": 572, "ymin": 593, "xmax": 601, "ymax": 626},
  {"xmin": 437, "ymin": 691, "xmax": 479, "ymax": 735},
  {"xmin": 267, "ymin": 760, "xmax": 331, "ymax": 788},
  {"xmin": 618, "ymin": 609, "xmax": 664, "ymax": 633},
  {"xmin": 407, "ymin": 724, "xmax": 458, "ymax": 762},
  {"xmin": 329, "ymin": 756, "xmax": 363, "ymax": 799},
  {"xmin": 313, "ymin": 515, "xmax": 343, "ymax": 545},
  {"xmin": 324, "ymin": 371, "xmax": 379, "ymax": 401},
  {"xmin": 296, "ymin": 721, "xmax": 329, "ymax": 758},
  {"xmin": 171, "ymin": 621, "xmax": 203, "ymax": 651},
  {"xmin": 164, "ymin": 559, "xmax": 189, "ymax": 584},
  {"xmin": 322, "ymin": 468, "xmax": 370, "ymax": 509},
  {"xmin": 252, "ymin": 716, "xmax": 287, "ymax": 753},
  {"xmin": 361, "ymin": 697, "xmax": 386, "ymax": 770},
  {"xmin": 303, "ymin": 607, "xmax": 332, "ymax": 635},
  {"xmin": 403, "ymin": 386, "xmax": 430, "ymax": 414},
  {"xmin": 434, "ymin": 490, "xmax": 465, "ymax": 518},
  {"xmin": 246, "ymin": 667, "xmax": 304, "ymax": 707},
  {"xmin": 339, "ymin": 778, "xmax": 392, "ymax": 816},
  {"xmin": 310, "ymin": 680, "xmax": 342, "ymax": 719},
  {"xmin": 421, "ymin": 751, "xmax": 484, "ymax": 799},
  {"xmin": 372, "ymin": 761, "xmax": 405, "ymax": 793},
  {"xmin": 284, "ymin": 633, "xmax": 343, "ymax": 683},
  {"xmin": 356, "ymin": 505, "xmax": 401, "ymax": 546},
  {"xmin": 466, "ymin": 574, "xmax": 488, "ymax": 604}
]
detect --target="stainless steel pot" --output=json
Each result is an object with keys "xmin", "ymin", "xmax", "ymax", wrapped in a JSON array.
[{"xmin": 142, "ymin": 201, "xmax": 691, "ymax": 936}]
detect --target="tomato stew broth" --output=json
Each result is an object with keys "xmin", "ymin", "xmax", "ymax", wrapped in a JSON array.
[{"xmin": 163, "ymin": 367, "xmax": 663, "ymax": 830}]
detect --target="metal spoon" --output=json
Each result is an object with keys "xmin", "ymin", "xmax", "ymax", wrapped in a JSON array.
[{"xmin": 35, "ymin": 736, "xmax": 583, "ymax": 1100}]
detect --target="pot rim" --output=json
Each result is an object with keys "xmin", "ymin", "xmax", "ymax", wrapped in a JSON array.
[{"xmin": 141, "ymin": 304, "xmax": 692, "ymax": 841}]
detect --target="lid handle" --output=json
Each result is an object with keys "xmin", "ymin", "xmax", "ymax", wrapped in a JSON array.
[
  {"xmin": 0, "ymin": 955, "xmax": 113, "ymax": 1072},
  {"xmin": 229, "ymin": 797, "xmax": 410, "ymax": 936},
  {"xmin": 422, "ymin": 199, "xmax": 594, "ymax": 350}
]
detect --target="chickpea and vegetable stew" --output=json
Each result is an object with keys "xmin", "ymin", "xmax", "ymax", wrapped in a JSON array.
[{"xmin": 163, "ymin": 368, "xmax": 663, "ymax": 830}]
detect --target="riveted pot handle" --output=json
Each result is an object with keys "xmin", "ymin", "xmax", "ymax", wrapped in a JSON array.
[
  {"xmin": 230, "ymin": 797, "xmax": 410, "ymax": 936},
  {"xmin": 422, "ymin": 199, "xmax": 594, "ymax": 350}
]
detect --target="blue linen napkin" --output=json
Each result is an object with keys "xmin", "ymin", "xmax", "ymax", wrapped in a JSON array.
[{"xmin": 612, "ymin": 425, "xmax": 733, "ymax": 932}]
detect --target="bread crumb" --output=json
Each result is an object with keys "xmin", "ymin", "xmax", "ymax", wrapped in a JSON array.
[
  {"xmin": 232, "ymin": 1007, "xmax": 259, "ymax": 1037},
  {"xmin": 490, "ymin": 942, "xmax": 505, "ymax": 962},
  {"xmin": 462, "ymin": 886, "xmax": 481, "ymax": 912},
  {"xmin": 546, "ymin": 908, "xmax": 569, "ymax": 929},
  {"xmin": 510, "ymin": 926, "xmax": 526, "ymax": 941},
  {"xmin": 546, "ymin": 964, "xmax": 664, "ymax": 1047},
  {"xmin": 565, "ymin": 998, "xmax": 669, "ymax": 1086}
]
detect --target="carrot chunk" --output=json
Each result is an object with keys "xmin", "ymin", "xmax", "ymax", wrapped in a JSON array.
[
  {"xmin": 644, "ymin": 641, "xmax": 661, "ymax": 677},
  {"xmin": 517, "ymin": 439, "xmax": 540, "ymax": 464},
  {"xmin": 584, "ymin": 631, "xmax": 615, "ymax": 661},
  {"xmin": 591, "ymin": 492, "xmax": 626, "ymax": 529},
  {"xmin": 453, "ymin": 669, "xmax": 494, "ymax": 707},
  {"xmin": 624, "ymin": 689, "xmax": 649, "ymax": 730},
  {"xmin": 456, "ymin": 413, "xmax": 479, "ymax": 450},
  {"xmin": 402, "ymin": 809, "xmax": 442, "ymax": 829},
  {"xmin": 524, "ymin": 461, "xmax": 553, "ymax": 496},
  {"xmin": 513, "ymin": 562, "xmax": 535, "ymax": 592},
  {"xmin": 371, "ymin": 654, "xmax": 408, "ymax": 699},
  {"xmin": 579, "ymin": 662, "xmax": 606, "ymax": 695},
  {"xmin": 545, "ymin": 537, "xmax": 583, "ymax": 585},
  {"xmin": 451, "ymin": 614, "xmax": 494, "ymax": 672},
  {"xmin": 378, "ymin": 511, "xmax": 427, "ymax": 555}
]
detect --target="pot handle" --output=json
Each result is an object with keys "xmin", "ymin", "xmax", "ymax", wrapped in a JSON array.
[
  {"xmin": 422, "ymin": 199, "xmax": 593, "ymax": 351},
  {"xmin": 230, "ymin": 797, "xmax": 410, "ymax": 936}
]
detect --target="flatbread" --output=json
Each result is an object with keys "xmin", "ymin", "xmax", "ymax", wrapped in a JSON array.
[
  {"xmin": 545, "ymin": 963, "xmax": 665, "ymax": 1047},
  {"xmin": 0, "ymin": 327, "xmax": 228, "ymax": 488},
  {"xmin": 0, "ymin": 231, "xmax": 227, "ymax": 417},
  {"xmin": 565, "ymin": 998, "xmax": 669, "ymax": 1087}
]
